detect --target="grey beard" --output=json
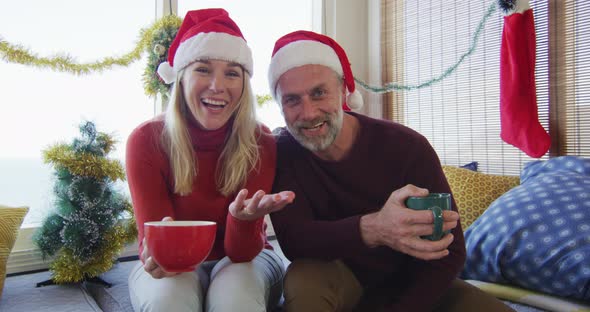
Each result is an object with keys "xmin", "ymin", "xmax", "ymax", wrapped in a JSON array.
[{"xmin": 287, "ymin": 108, "xmax": 343, "ymax": 152}]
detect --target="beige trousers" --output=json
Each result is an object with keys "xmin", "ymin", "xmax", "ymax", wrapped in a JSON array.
[
  {"xmin": 128, "ymin": 248, "xmax": 285, "ymax": 312},
  {"xmin": 283, "ymin": 258, "xmax": 516, "ymax": 312}
]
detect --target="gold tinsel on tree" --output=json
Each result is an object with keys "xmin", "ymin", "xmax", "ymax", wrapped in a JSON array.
[
  {"xmin": 33, "ymin": 121, "xmax": 137, "ymax": 285},
  {"xmin": 48, "ymin": 210, "xmax": 136, "ymax": 284}
]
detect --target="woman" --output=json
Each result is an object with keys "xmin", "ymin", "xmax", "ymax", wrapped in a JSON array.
[{"xmin": 126, "ymin": 8, "xmax": 294, "ymax": 312}]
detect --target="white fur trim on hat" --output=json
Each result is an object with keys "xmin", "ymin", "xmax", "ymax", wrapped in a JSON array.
[
  {"xmin": 158, "ymin": 31, "xmax": 253, "ymax": 84},
  {"xmin": 268, "ymin": 40, "xmax": 343, "ymax": 99}
]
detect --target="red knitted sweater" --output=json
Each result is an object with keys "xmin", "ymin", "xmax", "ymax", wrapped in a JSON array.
[{"xmin": 126, "ymin": 115, "xmax": 276, "ymax": 263}]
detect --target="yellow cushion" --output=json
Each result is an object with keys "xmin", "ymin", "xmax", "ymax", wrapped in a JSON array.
[
  {"xmin": 0, "ymin": 205, "xmax": 28, "ymax": 298},
  {"xmin": 442, "ymin": 166, "xmax": 520, "ymax": 230}
]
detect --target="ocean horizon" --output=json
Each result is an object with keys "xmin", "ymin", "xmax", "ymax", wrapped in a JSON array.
[{"xmin": 0, "ymin": 157, "xmax": 129, "ymax": 226}]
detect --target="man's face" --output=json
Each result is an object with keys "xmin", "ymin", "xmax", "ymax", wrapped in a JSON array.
[{"xmin": 276, "ymin": 65, "xmax": 345, "ymax": 152}]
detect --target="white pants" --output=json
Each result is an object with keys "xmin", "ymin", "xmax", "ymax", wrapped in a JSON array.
[{"xmin": 128, "ymin": 248, "xmax": 285, "ymax": 312}]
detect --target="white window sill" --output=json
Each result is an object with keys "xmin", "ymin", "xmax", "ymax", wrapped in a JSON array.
[
  {"xmin": 9, "ymin": 216, "xmax": 275, "ymax": 275},
  {"xmin": 8, "ymin": 224, "xmax": 139, "ymax": 275}
]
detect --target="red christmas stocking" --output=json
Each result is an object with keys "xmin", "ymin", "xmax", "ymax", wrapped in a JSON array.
[{"xmin": 500, "ymin": 8, "xmax": 551, "ymax": 158}]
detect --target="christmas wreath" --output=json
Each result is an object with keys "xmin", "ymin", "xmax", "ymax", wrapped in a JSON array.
[{"xmin": 141, "ymin": 15, "xmax": 182, "ymax": 102}]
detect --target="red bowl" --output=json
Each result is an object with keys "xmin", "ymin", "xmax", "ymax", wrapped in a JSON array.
[{"xmin": 144, "ymin": 220, "xmax": 217, "ymax": 272}]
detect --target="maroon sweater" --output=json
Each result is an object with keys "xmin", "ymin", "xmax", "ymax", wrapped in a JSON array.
[
  {"xmin": 126, "ymin": 115, "xmax": 276, "ymax": 263},
  {"xmin": 271, "ymin": 112, "xmax": 466, "ymax": 312}
]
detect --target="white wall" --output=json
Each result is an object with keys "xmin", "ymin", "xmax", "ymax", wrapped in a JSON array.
[{"xmin": 323, "ymin": 0, "xmax": 382, "ymax": 119}]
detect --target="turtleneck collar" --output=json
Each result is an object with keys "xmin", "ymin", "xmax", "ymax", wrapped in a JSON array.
[{"xmin": 186, "ymin": 115, "xmax": 234, "ymax": 151}]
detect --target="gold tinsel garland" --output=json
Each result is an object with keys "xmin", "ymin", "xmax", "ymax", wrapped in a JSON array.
[
  {"xmin": 43, "ymin": 144, "xmax": 126, "ymax": 181},
  {"xmin": 0, "ymin": 15, "xmax": 181, "ymax": 94},
  {"xmin": 0, "ymin": 16, "xmax": 278, "ymax": 104}
]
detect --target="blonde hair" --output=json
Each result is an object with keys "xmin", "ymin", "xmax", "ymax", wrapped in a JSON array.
[{"xmin": 162, "ymin": 67, "xmax": 260, "ymax": 196}]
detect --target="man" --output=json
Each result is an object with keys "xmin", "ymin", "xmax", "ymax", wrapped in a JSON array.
[{"xmin": 268, "ymin": 30, "xmax": 514, "ymax": 311}]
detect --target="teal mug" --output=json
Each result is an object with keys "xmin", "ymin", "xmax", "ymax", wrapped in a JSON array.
[{"xmin": 405, "ymin": 193, "xmax": 452, "ymax": 241}]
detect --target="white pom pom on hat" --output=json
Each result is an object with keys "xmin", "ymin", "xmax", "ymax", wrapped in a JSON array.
[
  {"xmin": 346, "ymin": 89, "xmax": 363, "ymax": 110},
  {"xmin": 157, "ymin": 8, "xmax": 253, "ymax": 84},
  {"xmin": 268, "ymin": 30, "xmax": 363, "ymax": 111}
]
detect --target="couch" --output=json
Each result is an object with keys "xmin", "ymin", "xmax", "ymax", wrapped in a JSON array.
[
  {"xmin": 444, "ymin": 156, "xmax": 590, "ymax": 312},
  {"xmin": 2, "ymin": 157, "xmax": 589, "ymax": 311}
]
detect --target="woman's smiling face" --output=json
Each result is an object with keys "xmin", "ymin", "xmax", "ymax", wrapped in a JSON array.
[{"xmin": 181, "ymin": 59, "xmax": 245, "ymax": 130}]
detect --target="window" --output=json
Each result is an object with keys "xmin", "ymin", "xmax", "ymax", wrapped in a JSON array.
[
  {"xmin": 0, "ymin": 0, "xmax": 155, "ymax": 227},
  {"xmin": 2, "ymin": 0, "xmax": 318, "ymax": 273},
  {"xmin": 1, "ymin": 1, "xmax": 316, "ymax": 227},
  {"xmin": 382, "ymin": 0, "xmax": 590, "ymax": 175}
]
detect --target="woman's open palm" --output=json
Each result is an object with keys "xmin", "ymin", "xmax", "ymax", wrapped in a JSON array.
[{"xmin": 229, "ymin": 189, "xmax": 295, "ymax": 221}]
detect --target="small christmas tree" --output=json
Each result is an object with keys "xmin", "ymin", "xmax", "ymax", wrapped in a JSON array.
[{"xmin": 33, "ymin": 121, "xmax": 137, "ymax": 286}]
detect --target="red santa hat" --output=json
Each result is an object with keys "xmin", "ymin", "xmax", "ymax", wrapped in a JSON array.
[
  {"xmin": 267, "ymin": 30, "xmax": 363, "ymax": 111},
  {"xmin": 157, "ymin": 8, "xmax": 253, "ymax": 84}
]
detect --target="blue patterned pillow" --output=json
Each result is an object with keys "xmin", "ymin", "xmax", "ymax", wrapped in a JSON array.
[
  {"xmin": 461, "ymin": 156, "xmax": 590, "ymax": 300},
  {"xmin": 460, "ymin": 161, "xmax": 479, "ymax": 171}
]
